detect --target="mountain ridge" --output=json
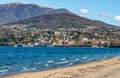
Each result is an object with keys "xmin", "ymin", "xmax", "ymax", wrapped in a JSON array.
[
  {"xmin": 0, "ymin": 2, "xmax": 72, "ymax": 25},
  {"xmin": 3, "ymin": 13, "xmax": 119, "ymax": 29},
  {"xmin": 0, "ymin": 2, "xmax": 119, "ymax": 28}
]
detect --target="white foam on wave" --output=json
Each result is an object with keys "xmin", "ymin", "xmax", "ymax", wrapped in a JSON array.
[
  {"xmin": 67, "ymin": 63, "xmax": 73, "ymax": 66},
  {"xmin": 55, "ymin": 61, "xmax": 69, "ymax": 65},
  {"xmin": 70, "ymin": 58, "xmax": 79, "ymax": 62},
  {"xmin": 0, "ymin": 69, "xmax": 8, "ymax": 73},
  {"xmin": 47, "ymin": 60, "xmax": 54, "ymax": 63},
  {"xmin": 21, "ymin": 67, "xmax": 36, "ymax": 72},
  {"xmin": 34, "ymin": 62, "xmax": 41, "ymax": 65},
  {"xmin": 61, "ymin": 58, "xmax": 66, "ymax": 61},
  {"xmin": 88, "ymin": 58, "xmax": 94, "ymax": 61},
  {"xmin": 82, "ymin": 57, "xmax": 88, "ymax": 60},
  {"xmin": 44, "ymin": 64, "xmax": 49, "ymax": 66}
]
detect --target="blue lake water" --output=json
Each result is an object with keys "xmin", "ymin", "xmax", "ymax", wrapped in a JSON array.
[{"xmin": 0, "ymin": 47, "xmax": 120, "ymax": 76}]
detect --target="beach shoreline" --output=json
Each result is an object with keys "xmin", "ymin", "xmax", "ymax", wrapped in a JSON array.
[{"xmin": 1, "ymin": 56, "xmax": 120, "ymax": 78}]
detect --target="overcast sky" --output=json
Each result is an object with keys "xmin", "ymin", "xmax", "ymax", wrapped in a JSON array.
[{"xmin": 1, "ymin": 0, "xmax": 120, "ymax": 26}]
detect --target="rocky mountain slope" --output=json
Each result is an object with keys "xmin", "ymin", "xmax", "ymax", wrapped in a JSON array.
[
  {"xmin": 0, "ymin": 2, "xmax": 72, "ymax": 25},
  {"xmin": 6, "ymin": 13, "xmax": 118, "ymax": 29}
]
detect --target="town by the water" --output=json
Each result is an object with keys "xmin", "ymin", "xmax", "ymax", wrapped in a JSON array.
[{"xmin": 0, "ymin": 24, "xmax": 120, "ymax": 48}]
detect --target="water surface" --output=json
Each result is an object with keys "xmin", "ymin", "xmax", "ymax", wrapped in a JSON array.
[{"xmin": 0, "ymin": 47, "xmax": 120, "ymax": 76}]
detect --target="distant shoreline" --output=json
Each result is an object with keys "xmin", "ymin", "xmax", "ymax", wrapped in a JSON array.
[
  {"xmin": 0, "ymin": 45, "xmax": 120, "ymax": 48},
  {"xmin": 1, "ymin": 56, "xmax": 120, "ymax": 78}
]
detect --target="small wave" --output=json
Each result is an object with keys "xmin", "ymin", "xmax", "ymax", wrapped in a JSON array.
[
  {"xmin": 88, "ymin": 58, "xmax": 94, "ymax": 61},
  {"xmin": 44, "ymin": 64, "xmax": 49, "ymax": 66},
  {"xmin": 61, "ymin": 58, "xmax": 66, "ymax": 61},
  {"xmin": 70, "ymin": 59, "xmax": 79, "ymax": 62},
  {"xmin": 55, "ymin": 61, "xmax": 69, "ymax": 65},
  {"xmin": 0, "ymin": 69, "xmax": 8, "ymax": 73},
  {"xmin": 34, "ymin": 62, "xmax": 41, "ymax": 65},
  {"xmin": 47, "ymin": 60, "xmax": 54, "ymax": 63},
  {"xmin": 21, "ymin": 67, "xmax": 36, "ymax": 72},
  {"xmin": 82, "ymin": 57, "xmax": 88, "ymax": 60},
  {"xmin": 67, "ymin": 63, "xmax": 73, "ymax": 66},
  {"xmin": 81, "ymin": 61, "xmax": 86, "ymax": 63}
]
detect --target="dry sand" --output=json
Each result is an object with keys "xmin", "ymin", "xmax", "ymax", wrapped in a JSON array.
[{"xmin": 1, "ymin": 57, "xmax": 120, "ymax": 78}]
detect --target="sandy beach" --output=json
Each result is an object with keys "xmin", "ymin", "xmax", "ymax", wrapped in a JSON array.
[{"xmin": 1, "ymin": 57, "xmax": 120, "ymax": 78}]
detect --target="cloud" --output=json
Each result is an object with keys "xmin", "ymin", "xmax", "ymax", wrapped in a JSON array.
[
  {"xmin": 114, "ymin": 16, "xmax": 120, "ymax": 22},
  {"xmin": 100, "ymin": 12, "xmax": 113, "ymax": 18},
  {"xmin": 100, "ymin": 12, "xmax": 120, "ymax": 22},
  {"xmin": 80, "ymin": 9, "xmax": 89, "ymax": 15}
]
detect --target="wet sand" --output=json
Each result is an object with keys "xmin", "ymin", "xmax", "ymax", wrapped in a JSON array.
[{"xmin": 1, "ymin": 57, "xmax": 120, "ymax": 78}]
